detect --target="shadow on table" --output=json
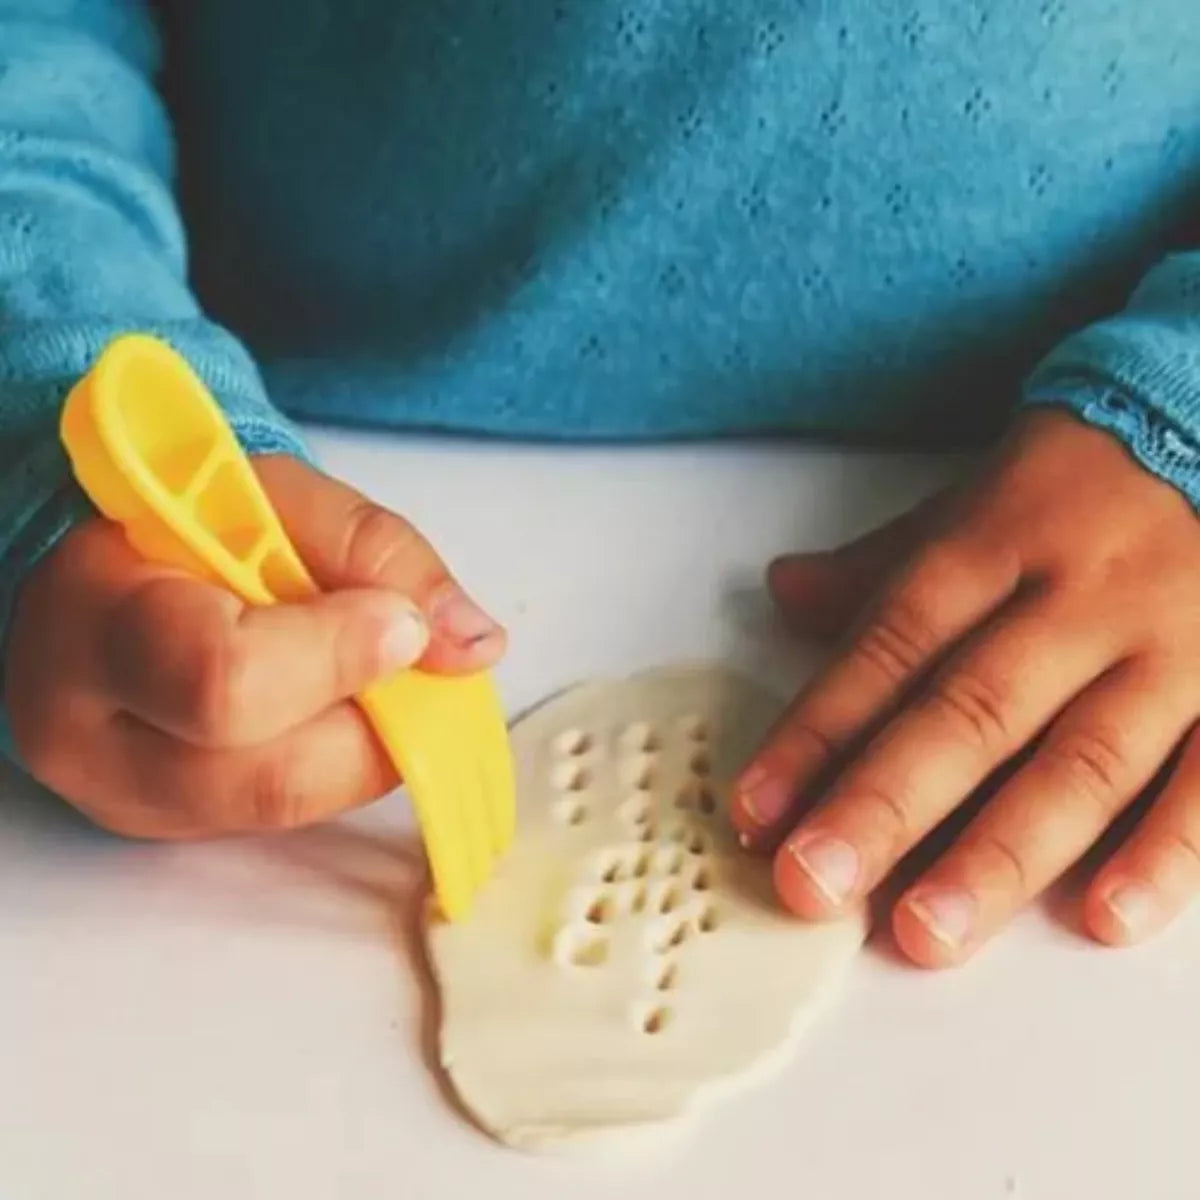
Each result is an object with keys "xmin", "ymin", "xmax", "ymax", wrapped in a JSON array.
[
  {"xmin": 0, "ymin": 759, "xmax": 428, "ymax": 929},
  {"xmin": 0, "ymin": 764, "xmax": 478, "ymax": 1128},
  {"xmin": 260, "ymin": 821, "xmax": 482, "ymax": 1132}
]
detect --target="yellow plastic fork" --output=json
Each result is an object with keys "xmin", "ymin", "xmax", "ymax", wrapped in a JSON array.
[{"xmin": 59, "ymin": 334, "xmax": 515, "ymax": 920}]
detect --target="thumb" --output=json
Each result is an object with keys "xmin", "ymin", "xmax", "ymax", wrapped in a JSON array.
[
  {"xmin": 253, "ymin": 455, "xmax": 506, "ymax": 673},
  {"xmin": 768, "ymin": 490, "xmax": 948, "ymax": 640}
]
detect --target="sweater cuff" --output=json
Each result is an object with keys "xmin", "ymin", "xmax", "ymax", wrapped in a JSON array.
[
  {"xmin": 1023, "ymin": 378, "xmax": 1200, "ymax": 513},
  {"xmin": 1021, "ymin": 294, "xmax": 1200, "ymax": 513}
]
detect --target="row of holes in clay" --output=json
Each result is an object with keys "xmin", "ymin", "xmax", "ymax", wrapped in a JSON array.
[
  {"xmin": 637, "ymin": 952, "xmax": 680, "ymax": 1033},
  {"xmin": 553, "ymin": 715, "xmax": 710, "ymax": 761},
  {"xmin": 550, "ymin": 717, "xmax": 719, "ymax": 1034},
  {"xmin": 556, "ymin": 901, "xmax": 720, "ymax": 971},
  {"xmin": 553, "ymin": 748, "xmax": 711, "ymax": 793},
  {"xmin": 596, "ymin": 832, "xmax": 708, "ymax": 881},
  {"xmin": 635, "ymin": 893, "xmax": 721, "ymax": 1034},
  {"xmin": 554, "ymin": 782, "xmax": 717, "ymax": 828},
  {"xmin": 557, "ymin": 795, "xmax": 714, "ymax": 829},
  {"xmin": 585, "ymin": 847, "xmax": 711, "ymax": 891},
  {"xmin": 583, "ymin": 877, "xmax": 712, "ymax": 924},
  {"xmin": 619, "ymin": 782, "xmax": 717, "ymax": 823},
  {"xmin": 552, "ymin": 753, "xmax": 717, "ymax": 829}
]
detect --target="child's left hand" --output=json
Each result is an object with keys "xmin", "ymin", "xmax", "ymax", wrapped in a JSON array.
[{"xmin": 733, "ymin": 407, "xmax": 1200, "ymax": 965}]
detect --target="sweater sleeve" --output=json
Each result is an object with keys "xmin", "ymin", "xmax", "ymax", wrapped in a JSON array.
[
  {"xmin": 0, "ymin": 0, "xmax": 308, "ymax": 760},
  {"xmin": 1022, "ymin": 246, "xmax": 1200, "ymax": 508}
]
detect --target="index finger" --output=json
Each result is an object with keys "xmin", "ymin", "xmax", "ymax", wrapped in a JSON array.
[
  {"xmin": 253, "ymin": 456, "xmax": 506, "ymax": 672},
  {"xmin": 733, "ymin": 538, "xmax": 1019, "ymax": 844},
  {"xmin": 103, "ymin": 571, "xmax": 428, "ymax": 748}
]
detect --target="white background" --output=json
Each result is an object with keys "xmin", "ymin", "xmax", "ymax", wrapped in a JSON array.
[{"xmin": 2, "ymin": 430, "xmax": 1196, "ymax": 1199}]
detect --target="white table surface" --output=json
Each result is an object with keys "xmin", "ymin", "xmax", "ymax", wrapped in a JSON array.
[{"xmin": 3, "ymin": 430, "xmax": 1197, "ymax": 1200}]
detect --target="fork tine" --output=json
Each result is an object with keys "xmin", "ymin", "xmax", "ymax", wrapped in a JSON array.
[
  {"xmin": 459, "ymin": 748, "xmax": 494, "ymax": 893},
  {"xmin": 403, "ymin": 756, "xmax": 476, "ymax": 921},
  {"xmin": 478, "ymin": 691, "xmax": 516, "ymax": 855},
  {"xmin": 361, "ymin": 671, "xmax": 510, "ymax": 921}
]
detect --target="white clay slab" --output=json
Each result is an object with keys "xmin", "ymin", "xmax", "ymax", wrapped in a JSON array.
[{"xmin": 424, "ymin": 666, "xmax": 866, "ymax": 1152}]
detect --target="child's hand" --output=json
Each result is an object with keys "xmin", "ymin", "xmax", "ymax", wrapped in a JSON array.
[
  {"xmin": 4, "ymin": 456, "xmax": 505, "ymax": 839},
  {"xmin": 734, "ymin": 408, "xmax": 1200, "ymax": 964}
]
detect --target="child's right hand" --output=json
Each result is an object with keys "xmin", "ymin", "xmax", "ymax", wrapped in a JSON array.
[{"xmin": 3, "ymin": 456, "xmax": 505, "ymax": 839}]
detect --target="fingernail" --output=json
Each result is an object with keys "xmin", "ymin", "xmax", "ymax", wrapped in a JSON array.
[
  {"xmin": 429, "ymin": 588, "xmax": 501, "ymax": 646},
  {"xmin": 380, "ymin": 602, "xmax": 429, "ymax": 668},
  {"xmin": 906, "ymin": 886, "xmax": 976, "ymax": 950},
  {"xmin": 736, "ymin": 768, "xmax": 794, "ymax": 829},
  {"xmin": 786, "ymin": 833, "xmax": 860, "ymax": 906},
  {"xmin": 1104, "ymin": 881, "xmax": 1157, "ymax": 939}
]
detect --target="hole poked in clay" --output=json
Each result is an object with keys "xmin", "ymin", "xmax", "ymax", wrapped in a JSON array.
[
  {"xmin": 553, "ymin": 799, "xmax": 588, "ymax": 826},
  {"xmin": 619, "ymin": 722, "xmax": 662, "ymax": 754},
  {"xmin": 691, "ymin": 865, "xmax": 713, "ymax": 892},
  {"xmin": 649, "ymin": 917, "xmax": 691, "ymax": 954},
  {"xmin": 657, "ymin": 884, "xmax": 682, "ymax": 915},
  {"xmin": 554, "ymin": 729, "xmax": 594, "ymax": 757},
  {"xmin": 636, "ymin": 1004, "xmax": 673, "ymax": 1034},
  {"xmin": 664, "ymin": 822, "xmax": 707, "ymax": 854},
  {"xmin": 594, "ymin": 849, "xmax": 633, "ymax": 883},
  {"xmin": 637, "ymin": 823, "xmax": 658, "ymax": 844},
  {"xmin": 689, "ymin": 751, "xmax": 712, "ymax": 777},
  {"xmin": 593, "ymin": 844, "xmax": 652, "ymax": 884},
  {"xmin": 585, "ymin": 894, "xmax": 615, "ymax": 925},
  {"xmin": 655, "ymin": 962, "xmax": 679, "ymax": 991},
  {"xmin": 551, "ymin": 762, "xmax": 591, "ymax": 792},
  {"xmin": 554, "ymin": 926, "xmax": 610, "ymax": 968},
  {"xmin": 696, "ymin": 904, "xmax": 720, "ymax": 933},
  {"xmin": 618, "ymin": 795, "xmax": 653, "ymax": 828},
  {"xmin": 620, "ymin": 757, "xmax": 656, "ymax": 791},
  {"xmin": 676, "ymin": 713, "xmax": 709, "ymax": 742},
  {"xmin": 675, "ymin": 782, "xmax": 718, "ymax": 816}
]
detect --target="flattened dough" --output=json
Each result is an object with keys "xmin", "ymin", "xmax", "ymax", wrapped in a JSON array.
[{"xmin": 423, "ymin": 666, "xmax": 865, "ymax": 1151}]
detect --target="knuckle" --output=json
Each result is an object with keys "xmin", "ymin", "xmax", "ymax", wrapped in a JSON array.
[
  {"xmin": 175, "ymin": 760, "xmax": 231, "ymax": 827},
  {"xmin": 911, "ymin": 539, "xmax": 970, "ymax": 590},
  {"xmin": 924, "ymin": 669, "xmax": 1014, "ymax": 751},
  {"xmin": 854, "ymin": 596, "xmax": 941, "ymax": 685},
  {"xmin": 246, "ymin": 754, "xmax": 310, "ymax": 830},
  {"xmin": 106, "ymin": 581, "xmax": 168, "ymax": 679},
  {"xmin": 337, "ymin": 499, "xmax": 427, "ymax": 586},
  {"xmin": 910, "ymin": 536, "xmax": 995, "ymax": 607},
  {"xmin": 108, "ymin": 580, "xmax": 254, "ymax": 743},
  {"xmin": 327, "ymin": 612, "xmax": 376, "ymax": 695},
  {"xmin": 851, "ymin": 778, "xmax": 916, "ymax": 851},
  {"xmin": 1160, "ymin": 827, "xmax": 1200, "ymax": 877},
  {"xmin": 1041, "ymin": 725, "xmax": 1131, "ymax": 815},
  {"xmin": 852, "ymin": 538, "xmax": 983, "ymax": 683},
  {"xmin": 969, "ymin": 830, "xmax": 1030, "ymax": 894},
  {"xmin": 777, "ymin": 717, "xmax": 840, "ymax": 772},
  {"xmin": 186, "ymin": 633, "xmax": 253, "ymax": 745}
]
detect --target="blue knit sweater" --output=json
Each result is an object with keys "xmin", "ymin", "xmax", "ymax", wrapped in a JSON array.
[{"xmin": 2, "ymin": 0, "xmax": 1200, "ymax": 745}]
